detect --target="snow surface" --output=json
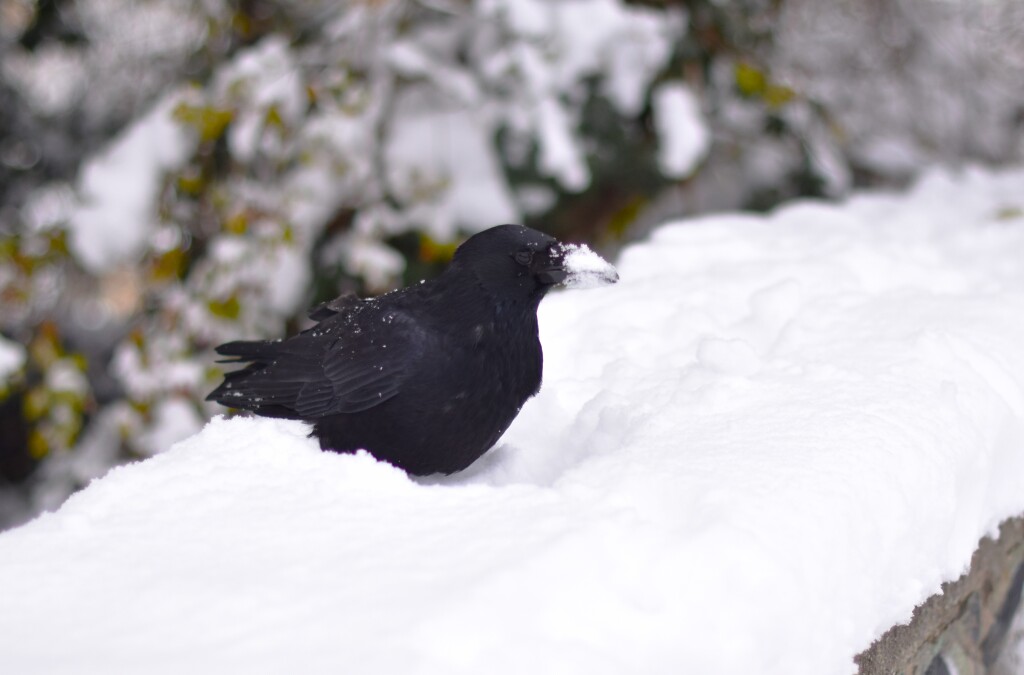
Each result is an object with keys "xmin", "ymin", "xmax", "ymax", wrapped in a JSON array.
[{"xmin": 3, "ymin": 167, "xmax": 1024, "ymax": 674}]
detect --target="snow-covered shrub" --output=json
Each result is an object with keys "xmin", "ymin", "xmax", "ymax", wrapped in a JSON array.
[
  {"xmin": 771, "ymin": 0, "xmax": 1024, "ymax": 183},
  {"xmin": 0, "ymin": 0, "xmax": 705, "ymax": 522}
]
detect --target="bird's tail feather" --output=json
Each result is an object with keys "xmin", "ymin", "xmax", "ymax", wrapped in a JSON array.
[
  {"xmin": 214, "ymin": 339, "xmax": 282, "ymax": 363},
  {"xmin": 207, "ymin": 341, "xmax": 311, "ymax": 421}
]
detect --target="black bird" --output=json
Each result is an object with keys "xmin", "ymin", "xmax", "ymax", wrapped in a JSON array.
[{"xmin": 207, "ymin": 224, "xmax": 618, "ymax": 475}]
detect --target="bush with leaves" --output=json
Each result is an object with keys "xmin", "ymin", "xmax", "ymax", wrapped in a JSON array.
[{"xmin": 0, "ymin": 0, "xmax": 706, "ymax": 524}]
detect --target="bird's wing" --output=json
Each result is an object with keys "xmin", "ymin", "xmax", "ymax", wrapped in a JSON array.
[
  {"xmin": 306, "ymin": 291, "xmax": 360, "ymax": 321},
  {"xmin": 297, "ymin": 306, "xmax": 429, "ymax": 415},
  {"xmin": 208, "ymin": 304, "xmax": 429, "ymax": 417}
]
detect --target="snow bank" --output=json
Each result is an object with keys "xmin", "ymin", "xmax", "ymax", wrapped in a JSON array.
[
  {"xmin": 3, "ymin": 167, "xmax": 1024, "ymax": 674},
  {"xmin": 0, "ymin": 336, "xmax": 25, "ymax": 384}
]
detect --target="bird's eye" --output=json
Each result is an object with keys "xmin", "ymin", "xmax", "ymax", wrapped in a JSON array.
[{"xmin": 514, "ymin": 250, "xmax": 534, "ymax": 266}]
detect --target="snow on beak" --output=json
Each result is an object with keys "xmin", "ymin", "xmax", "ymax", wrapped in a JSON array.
[{"xmin": 537, "ymin": 242, "xmax": 619, "ymax": 289}]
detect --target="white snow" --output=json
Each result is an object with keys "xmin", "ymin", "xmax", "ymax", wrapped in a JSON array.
[
  {"xmin": 484, "ymin": 0, "xmax": 681, "ymax": 118},
  {"xmin": 479, "ymin": 0, "xmax": 683, "ymax": 192},
  {"xmin": 67, "ymin": 93, "xmax": 194, "ymax": 274},
  {"xmin": 559, "ymin": 242, "xmax": 620, "ymax": 289},
  {"xmin": 384, "ymin": 90, "xmax": 520, "ymax": 239},
  {"xmin": 214, "ymin": 36, "xmax": 306, "ymax": 164},
  {"xmin": 0, "ymin": 336, "xmax": 26, "ymax": 384},
  {"xmin": 75, "ymin": 0, "xmax": 207, "ymax": 60},
  {"xmin": 2, "ymin": 43, "xmax": 87, "ymax": 116},
  {"xmin": 652, "ymin": 81, "xmax": 710, "ymax": 179},
  {"xmin": 133, "ymin": 398, "xmax": 204, "ymax": 457},
  {"xmin": 3, "ymin": 166, "xmax": 1024, "ymax": 674},
  {"xmin": 331, "ymin": 223, "xmax": 407, "ymax": 292},
  {"xmin": 534, "ymin": 94, "xmax": 591, "ymax": 192}
]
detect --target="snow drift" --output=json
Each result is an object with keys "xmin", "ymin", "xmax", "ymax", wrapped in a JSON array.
[{"xmin": 2, "ymin": 167, "xmax": 1024, "ymax": 674}]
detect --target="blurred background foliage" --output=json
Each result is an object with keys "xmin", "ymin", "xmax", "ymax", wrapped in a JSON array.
[{"xmin": 1, "ymin": 0, "xmax": 1022, "ymax": 527}]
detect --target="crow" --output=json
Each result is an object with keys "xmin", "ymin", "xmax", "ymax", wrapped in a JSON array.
[{"xmin": 206, "ymin": 224, "xmax": 618, "ymax": 475}]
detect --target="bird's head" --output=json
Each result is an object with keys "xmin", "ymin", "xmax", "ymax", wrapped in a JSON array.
[{"xmin": 452, "ymin": 224, "xmax": 619, "ymax": 303}]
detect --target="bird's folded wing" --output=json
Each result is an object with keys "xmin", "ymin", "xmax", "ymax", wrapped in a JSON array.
[
  {"xmin": 209, "ymin": 308, "xmax": 428, "ymax": 417},
  {"xmin": 306, "ymin": 291, "xmax": 360, "ymax": 322},
  {"xmin": 295, "ymin": 315, "xmax": 427, "ymax": 415}
]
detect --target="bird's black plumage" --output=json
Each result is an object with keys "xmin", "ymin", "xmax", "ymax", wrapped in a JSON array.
[{"xmin": 206, "ymin": 224, "xmax": 617, "ymax": 475}]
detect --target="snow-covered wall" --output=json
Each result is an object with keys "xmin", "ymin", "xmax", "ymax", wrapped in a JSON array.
[
  {"xmin": 858, "ymin": 517, "xmax": 1024, "ymax": 673},
  {"xmin": 1, "ymin": 167, "xmax": 1024, "ymax": 674}
]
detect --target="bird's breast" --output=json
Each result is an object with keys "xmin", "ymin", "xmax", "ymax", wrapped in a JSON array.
[{"xmin": 458, "ymin": 317, "xmax": 541, "ymax": 400}]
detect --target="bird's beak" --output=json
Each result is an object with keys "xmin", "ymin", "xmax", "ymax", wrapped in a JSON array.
[{"xmin": 537, "ymin": 242, "xmax": 619, "ymax": 289}]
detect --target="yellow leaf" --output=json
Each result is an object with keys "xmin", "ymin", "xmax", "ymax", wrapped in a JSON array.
[
  {"xmin": 224, "ymin": 212, "xmax": 248, "ymax": 235},
  {"xmin": 994, "ymin": 206, "xmax": 1023, "ymax": 221},
  {"xmin": 208, "ymin": 296, "xmax": 241, "ymax": 320},
  {"xmin": 24, "ymin": 387, "xmax": 48, "ymax": 421},
  {"xmin": 173, "ymin": 103, "xmax": 234, "ymax": 142},
  {"xmin": 764, "ymin": 84, "xmax": 795, "ymax": 108},
  {"xmin": 419, "ymin": 235, "xmax": 458, "ymax": 263},
  {"xmin": 609, "ymin": 196, "xmax": 647, "ymax": 236},
  {"xmin": 265, "ymin": 104, "xmax": 285, "ymax": 129},
  {"xmin": 28, "ymin": 429, "xmax": 49, "ymax": 459},
  {"xmin": 177, "ymin": 171, "xmax": 205, "ymax": 196},
  {"xmin": 152, "ymin": 248, "xmax": 185, "ymax": 282},
  {"xmin": 735, "ymin": 62, "xmax": 766, "ymax": 97}
]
